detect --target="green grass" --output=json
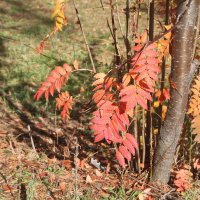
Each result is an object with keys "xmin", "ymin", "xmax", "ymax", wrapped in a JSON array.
[
  {"xmin": 183, "ymin": 180, "xmax": 200, "ymax": 200},
  {"xmin": 0, "ymin": 0, "xmax": 119, "ymax": 123},
  {"xmin": 102, "ymin": 188, "xmax": 142, "ymax": 200}
]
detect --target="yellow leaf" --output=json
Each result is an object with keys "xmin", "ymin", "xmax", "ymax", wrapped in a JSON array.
[
  {"xmin": 154, "ymin": 128, "xmax": 158, "ymax": 135},
  {"xmin": 164, "ymin": 24, "xmax": 172, "ymax": 40},
  {"xmin": 52, "ymin": 0, "xmax": 67, "ymax": 31},
  {"xmin": 52, "ymin": 0, "xmax": 62, "ymax": 18},
  {"xmin": 80, "ymin": 86, "xmax": 84, "ymax": 93},
  {"xmin": 73, "ymin": 60, "xmax": 79, "ymax": 70},
  {"xmin": 154, "ymin": 101, "xmax": 159, "ymax": 108},
  {"xmin": 162, "ymin": 105, "xmax": 167, "ymax": 119},
  {"xmin": 164, "ymin": 24, "xmax": 172, "ymax": 30},
  {"xmin": 56, "ymin": 22, "xmax": 63, "ymax": 31}
]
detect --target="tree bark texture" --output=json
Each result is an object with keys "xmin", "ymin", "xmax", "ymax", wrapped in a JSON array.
[{"xmin": 152, "ymin": 0, "xmax": 199, "ymax": 183}]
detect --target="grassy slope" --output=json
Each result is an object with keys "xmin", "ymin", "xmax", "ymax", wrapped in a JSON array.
[{"xmin": 0, "ymin": 0, "xmax": 124, "ymax": 120}]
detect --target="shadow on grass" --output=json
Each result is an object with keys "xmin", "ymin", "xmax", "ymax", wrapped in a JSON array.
[
  {"xmin": 0, "ymin": 38, "xmax": 8, "ymax": 68},
  {"xmin": 0, "ymin": 86, "xmax": 113, "ymax": 171},
  {"xmin": 3, "ymin": 0, "xmax": 53, "ymax": 26}
]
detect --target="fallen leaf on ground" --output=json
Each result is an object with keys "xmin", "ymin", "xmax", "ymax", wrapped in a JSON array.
[
  {"xmin": 59, "ymin": 181, "xmax": 66, "ymax": 191},
  {"xmin": 73, "ymin": 60, "xmax": 79, "ymax": 70},
  {"xmin": 86, "ymin": 175, "xmax": 93, "ymax": 184},
  {"xmin": 95, "ymin": 169, "xmax": 103, "ymax": 177}
]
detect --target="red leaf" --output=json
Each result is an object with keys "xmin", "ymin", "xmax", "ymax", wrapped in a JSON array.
[
  {"xmin": 123, "ymin": 139, "xmax": 135, "ymax": 156},
  {"xmin": 94, "ymin": 133, "xmax": 105, "ymax": 143},
  {"xmin": 116, "ymin": 150, "xmax": 126, "ymax": 168},
  {"xmin": 63, "ymin": 64, "xmax": 72, "ymax": 72},
  {"xmin": 112, "ymin": 113, "xmax": 126, "ymax": 132},
  {"xmin": 163, "ymin": 88, "xmax": 170, "ymax": 100},
  {"xmin": 110, "ymin": 119, "xmax": 121, "ymax": 138},
  {"xmin": 119, "ymin": 145, "xmax": 131, "ymax": 161},
  {"xmin": 56, "ymin": 66, "xmax": 66, "ymax": 75},
  {"xmin": 92, "ymin": 90, "xmax": 105, "ymax": 103},
  {"xmin": 136, "ymin": 87, "xmax": 152, "ymax": 101},
  {"xmin": 125, "ymin": 133, "xmax": 138, "ymax": 150},
  {"xmin": 120, "ymin": 85, "xmax": 136, "ymax": 97},
  {"xmin": 133, "ymin": 45, "xmax": 143, "ymax": 52},
  {"xmin": 136, "ymin": 95, "xmax": 147, "ymax": 109},
  {"xmin": 34, "ymin": 63, "xmax": 72, "ymax": 101},
  {"xmin": 56, "ymin": 91, "xmax": 73, "ymax": 121},
  {"xmin": 130, "ymin": 65, "xmax": 146, "ymax": 73}
]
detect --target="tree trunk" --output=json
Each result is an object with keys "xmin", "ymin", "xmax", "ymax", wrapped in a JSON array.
[{"xmin": 152, "ymin": 0, "xmax": 199, "ymax": 183}]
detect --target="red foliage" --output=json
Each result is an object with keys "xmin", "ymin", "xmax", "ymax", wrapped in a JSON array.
[
  {"xmin": 56, "ymin": 91, "xmax": 74, "ymax": 120},
  {"xmin": 34, "ymin": 31, "xmax": 164, "ymax": 168},
  {"xmin": 116, "ymin": 150, "xmax": 126, "ymax": 168},
  {"xmin": 119, "ymin": 145, "xmax": 131, "ymax": 161},
  {"xmin": 34, "ymin": 64, "xmax": 72, "ymax": 101},
  {"xmin": 173, "ymin": 167, "xmax": 192, "ymax": 192},
  {"xmin": 90, "ymin": 32, "xmax": 161, "ymax": 167},
  {"xmin": 34, "ymin": 63, "xmax": 73, "ymax": 121}
]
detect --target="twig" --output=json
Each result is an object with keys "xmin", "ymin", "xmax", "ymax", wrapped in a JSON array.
[
  {"xmin": 105, "ymin": 0, "xmax": 194, "ymax": 77},
  {"xmin": 115, "ymin": 0, "xmax": 125, "ymax": 39},
  {"xmin": 72, "ymin": 68, "xmax": 94, "ymax": 73},
  {"xmin": 66, "ymin": 127, "xmax": 77, "ymax": 157},
  {"xmin": 7, "ymin": 133, "xmax": 16, "ymax": 154},
  {"xmin": 0, "ymin": 172, "xmax": 15, "ymax": 200},
  {"xmin": 73, "ymin": 137, "xmax": 79, "ymax": 200},
  {"xmin": 99, "ymin": 0, "xmax": 122, "ymax": 66},
  {"xmin": 160, "ymin": 189, "xmax": 177, "ymax": 200},
  {"xmin": 27, "ymin": 125, "xmax": 39, "ymax": 158},
  {"xmin": 125, "ymin": 0, "xmax": 131, "ymax": 68},
  {"xmin": 136, "ymin": 0, "xmax": 141, "ymax": 31},
  {"xmin": 72, "ymin": 0, "xmax": 96, "ymax": 73},
  {"xmin": 145, "ymin": 0, "xmax": 154, "ymax": 174},
  {"xmin": 109, "ymin": 0, "xmax": 121, "ymax": 66},
  {"xmin": 0, "ymin": 34, "xmax": 58, "ymax": 61},
  {"xmin": 134, "ymin": 105, "xmax": 141, "ymax": 173},
  {"xmin": 142, "ymin": 108, "xmax": 146, "ymax": 166},
  {"xmin": 99, "ymin": 0, "xmax": 114, "ymax": 40},
  {"xmin": 130, "ymin": 175, "xmax": 174, "ymax": 197}
]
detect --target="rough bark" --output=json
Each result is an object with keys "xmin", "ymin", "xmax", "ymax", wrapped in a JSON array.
[{"xmin": 152, "ymin": 0, "xmax": 199, "ymax": 183}]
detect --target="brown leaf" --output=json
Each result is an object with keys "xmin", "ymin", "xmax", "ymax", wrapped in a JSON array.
[
  {"xmin": 80, "ymin": 159, "xmax": 86, "ymax": 169},
  {"xmin": 39, "ymin": 171, "xmax": 48, "ymax": 178},
  {"xmin": 48, "ymin": 156, "xmax": 57, "ymax": 164},
  {"xmin": 49, "ymin": 173, "xmax": 56, "ymax": 182},
  {"xmin": 59, "ymin": 181, "xmax": 66, "ymax": 191},
  {"xmin": 60, "ymin": 160, "xmax": 72, "ymax": 168},
  {"xmin": 84, "ymin": 162, "xmax": 91, "ymax": 169},
  {"xmin": 35, "ymin": 123, "xmax": 44, "ymax": 128},
  {"xmin": 2, "ymin": 184, "xmax": 16, "ymax": 193},
  {"xmin": 95, "ymin": 169, "xmax": 103, "ymax": 177},
  {"xmin": 106, "ymin": 162, "xmax": 111, "ymax": 174},
  {"xmin": 140, "ymin": 163, "xmax": 145, "ymax": 169},
  {"xmin": 86, "ymin": 175, "xmax": 93, "ymax": 184}
]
